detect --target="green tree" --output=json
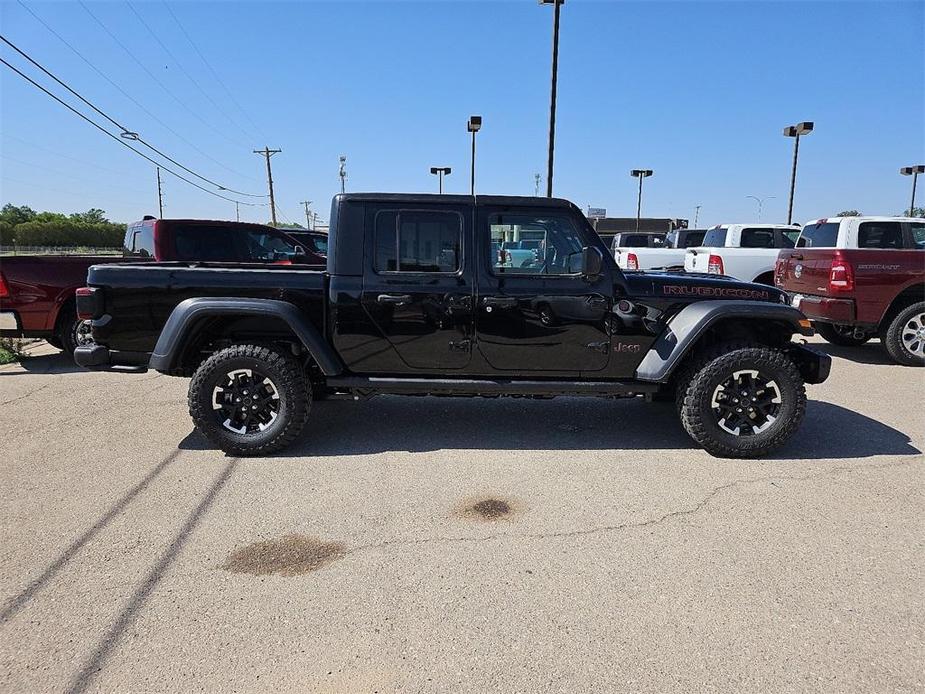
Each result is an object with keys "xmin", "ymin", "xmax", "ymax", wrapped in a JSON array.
[
  {"xmin": 836, "ymin": 210, "xmax": 861, "ymax": 216},
  {"xmin": 69, "ymin": 208, "xmax": 108, "ymax": 224},
  {"xmin": 0, "ymin": 220, "xmax": 13, "ymax": 245},
  {"xmin": 901, "ymin": 207, "xmax": 925, "ymax": 218},
  {"xmin": 0, "ymin": 204, "xmax": 36, "ymax": 226}
]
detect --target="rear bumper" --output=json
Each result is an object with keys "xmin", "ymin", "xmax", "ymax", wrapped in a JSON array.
[
  {"xmin": 74, "ymin": 344, "xmax": 149, "ymax": 372},
  {"xmin": 793, "ymin": 294, "xmax": 855, "ymax": 324}
]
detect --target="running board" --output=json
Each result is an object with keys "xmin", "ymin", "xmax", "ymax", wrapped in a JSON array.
[{"xmin": 324, "ymin": 376, "xmax": 658, "ymax": 398}]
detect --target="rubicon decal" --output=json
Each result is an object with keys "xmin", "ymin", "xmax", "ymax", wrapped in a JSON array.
[{"xmin": 662, "ymin": 285, "xmax": 771, "ymax": 300}]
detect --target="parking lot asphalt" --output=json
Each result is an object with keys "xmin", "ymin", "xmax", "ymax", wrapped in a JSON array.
[{"xmin": 0, "ymin": 337, "xmax": 922, "ymax": 693}]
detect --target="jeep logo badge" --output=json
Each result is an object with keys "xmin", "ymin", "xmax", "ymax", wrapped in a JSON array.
[{"xmin": 794, "ymin": 263, "xmax": 803, "ymax": 278}]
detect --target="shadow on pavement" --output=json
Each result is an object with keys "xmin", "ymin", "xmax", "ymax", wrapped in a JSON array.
[
  {"xmin": 179, "ymin": 396, "xmax": 920, "ymax": 460},
  {"xmin": 0, "ymin": 350, "xmax": 84, "ymax": 376},
  {"xmin": 813, "ymin": 341, "xmax": 896, "ymax": 366}
]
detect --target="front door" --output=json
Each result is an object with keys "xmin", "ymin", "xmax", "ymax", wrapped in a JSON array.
[
  {"xmin": 359, "ymin": 206, "xmax": 473, "ymax": 371},
  {"xmin": 475, "ymin": 205, "xmax": 612, "ymax": 374}
]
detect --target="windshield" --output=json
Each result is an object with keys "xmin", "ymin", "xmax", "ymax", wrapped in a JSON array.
[{"xmin": 702, "ymin": 227, "xmax": 728, "ymax": 246}]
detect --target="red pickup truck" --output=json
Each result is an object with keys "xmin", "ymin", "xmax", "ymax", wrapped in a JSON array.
[
  {"xmin": 775, "ymin": 216, "xmax": 925, "ymax": 365},
  {"xmin": 0, "ymin": 218, "xmax": 323, "ymax": 353}
]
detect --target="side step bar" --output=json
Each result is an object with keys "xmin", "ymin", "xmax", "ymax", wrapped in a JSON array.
[{"xmin": 324, "ymin": 376, "xmax": 658, "ymax": 398}]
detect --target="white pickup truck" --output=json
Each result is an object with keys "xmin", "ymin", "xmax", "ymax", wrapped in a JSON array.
[
  {"xmin": 684, "ymin": 224, "xmax": 801, "ymax": 284},
  {"xmin": 613, "ymin": 228, "xmax": 707, "ymax": 271}
]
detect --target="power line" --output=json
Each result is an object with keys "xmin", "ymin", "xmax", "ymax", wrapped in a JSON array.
[
  {"xmin": 0, "ymin": 34, "xmax": 266, "ymax": 198},
  {"xmin": 162, "ymin": 1, "xmax": 266, "ymax": 142},
  {"xmin": 15, "ymin": 0, "xmax": 256, "ymax": 183},
  {"xmin": 125, "ymin": 1, "xmax": 257, "ymax": 144},
  {"xmin": 76, "ymin": 0, "xmax": 252, "ymax": 151},
  {"xmin": 0, "ymin": 55, "xmax": 265, "ymax": 207}
]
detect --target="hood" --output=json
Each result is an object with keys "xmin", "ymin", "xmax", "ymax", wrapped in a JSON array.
[{"xmin": 622, "ymin": 270, "xmax": 787, "ymax": 304}]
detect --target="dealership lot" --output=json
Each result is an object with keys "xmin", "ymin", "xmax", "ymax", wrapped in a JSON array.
[{"xmin": 0, "ymin": 339, "xmax": 922, "ymax": 692}]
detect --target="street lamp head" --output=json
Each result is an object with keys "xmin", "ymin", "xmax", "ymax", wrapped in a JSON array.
[
  {"xmin": 430, "ymin": 167, "xmax": 452, "ymax": 175},
  {"xmin": 784, "ymin": 121, "xmax": 814, "ymax": 137},
  {"xmin": 900, "ymin": 165, "xmax": 925, "ymax": 175},
  {"xmin": 467, "ymin": 115, "xmax": 482, "ymax": 133},
  {"xmin": 630, "ymin": 169, "xmax": 653, "ymax": 178},
  {"xmin": 539, "ymin": 0, "xmax": 563, "ymax": 4}
]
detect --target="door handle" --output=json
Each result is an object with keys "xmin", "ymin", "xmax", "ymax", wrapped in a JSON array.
[
  {"xmin": 482, "ymin": 297, "xmax": 518, "ymax": 310},
  {"xmin": 789, "ymin": 253, "xmax": 803, "ymax": 260},
  {"xmin": 377, "ymin": 294, "xmax": 412, "ymax": 305},
  {"xmin": 586, "ymin": 295, "xmax": 608, "ymax": 306}
]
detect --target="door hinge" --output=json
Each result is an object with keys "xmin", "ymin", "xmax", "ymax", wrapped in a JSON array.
[{"xmin": 586, "ymin": 340, "xmax": 609, "ymax": 354}]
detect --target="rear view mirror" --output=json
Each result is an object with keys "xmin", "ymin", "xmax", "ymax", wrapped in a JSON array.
[{"xmin": 582, "ymin": 246, "xmax": 603, "ymax": 278}]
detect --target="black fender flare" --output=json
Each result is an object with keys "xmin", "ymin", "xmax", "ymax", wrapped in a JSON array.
[
  {"xmin": 635, "ymin": 300, "xmax": 815, "ymax": 382},
  {"xmin": 148, "ymin": 297, "xmax": 343, "ymax": 376}
]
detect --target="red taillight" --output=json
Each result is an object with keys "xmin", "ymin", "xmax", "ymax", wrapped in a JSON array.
[
  {"xmin": 774, "ymin": 257, "xmax": 786, "ymax": 285},
  {"xmin": 0, "ymin": 272, "xmax": 8, "ymax": 299},
  {"xmin": 626, "ymin": 252, "xmax": 639, "ymax": 270},
  {"xmin": 828, "ymin": 252, "xmax": 854, "ymax": 292},
  {"xmin": 75, "ymin": 286, "xmax": 95, "ymax": 320},
  {"xmin": 707, "ymin": 254, "xmax": 724, "ymax": 275}
]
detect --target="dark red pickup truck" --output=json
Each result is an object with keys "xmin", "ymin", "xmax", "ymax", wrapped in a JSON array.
[
  {"xmin": 775, "ymin": 216, "xmax": 925, "ymax": 365},
  {"xmin": 0, "ymin": 218, "xmax": 323, "ymax": 353}
]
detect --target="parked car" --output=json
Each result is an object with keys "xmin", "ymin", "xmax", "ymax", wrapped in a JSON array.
[
  {"xmin": 684, "ymin": 224, "xmax": 801, "ymax": 284},
  {"xmin": 0, "ymin": 218, "xmax": 322, "ymax": 354},
  {"xmin": 75, "ymin": 193, "xmax": 829, "ymax": 459},
  {"xmin": 775, "ymin": 216, "xmax": 925, "ymax": 365},
  {"xmin": 615, "ymin": 229, "xmax": 708, "ymax": 271},
  {"xmin": 609, "ymin": 231, "xmax": 667, "ymax": 257}
]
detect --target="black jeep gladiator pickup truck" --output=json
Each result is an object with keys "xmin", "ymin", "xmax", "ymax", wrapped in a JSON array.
[{"xmin": 75, "ymin": 193, "xmax": 830, "ymax": 458}]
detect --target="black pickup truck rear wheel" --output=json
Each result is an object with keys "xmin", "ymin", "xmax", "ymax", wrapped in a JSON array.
[
  {"xmin": 679, "ymin": 347, "xmax": 806, "ymax": 458},
  {"xmin": 188, "ymin": 344, "xmax": 310, "ymax": 456}
]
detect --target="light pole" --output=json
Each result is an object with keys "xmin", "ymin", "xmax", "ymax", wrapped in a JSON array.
[
  {"xmin": 540, "ymin": 0, "xmax": 564, "ymax": 198},
  {"xmin": 746, "ymin": 195, "xmax": 775, "ymax": 221},
  {"xmin": 693, "ymin": 204, "xmax": 701, "ymax": 228},
  {"xmin": 430, "ymin": 166, "xmax": 451, "ymax": 194},
  {"xmin": 900, "ymin": 165, "xmax": 925, "ymax": 215},
  {"xmin": 630, "ymin": 169, "xmax": 653, "ymax": 232},
  {"xmin": 534, "ymin": 173, "xmax": 541, "ymax": 196},
  {"xmin": 783, "ymin": 121, "xmax": 813, "ymax": 225},
  {"xmin": 467, "ymin": 115, "xmax": 481, "ymax": 195},
  {"xmin": 338, "ymin": 155, "xmax": 347, "ymax": 194}
]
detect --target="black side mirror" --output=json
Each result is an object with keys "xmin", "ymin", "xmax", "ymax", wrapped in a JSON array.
[{"xmin": 582, "ymin": 246, "xmax": 603, "ymax": 278}]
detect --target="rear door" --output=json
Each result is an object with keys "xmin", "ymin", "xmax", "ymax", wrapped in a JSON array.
[
  {"xmin": 358, "ymin": 204, "xmax": 474, "ymax": 371},
  {"xmin": 779, "ymin": 221, "xmax": 840, "ymax": 295},
  {"xmin": 474, "ymin": 204, "xmax": 611, "ymax": 374}
]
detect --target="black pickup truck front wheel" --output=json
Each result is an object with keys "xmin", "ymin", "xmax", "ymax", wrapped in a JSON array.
[
  {"xmin": 679, "ymin": 347, "xmax": 806, "ymax": 458},
  {"xmin": 188, "ymin": 344, "xmax": 310, "ymax": 456}
]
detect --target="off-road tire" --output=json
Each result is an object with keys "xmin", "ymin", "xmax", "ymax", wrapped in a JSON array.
[
  {"xmin": 673, "ymin": 340, "xmax": 754, "ymax": 416},
  {"xmin": 679, "ymin": 346, "xmax": 806, "ymax": 458},
  {"xmin": 188, "ymin": 344, "xmax": 310, "ymax": 456},
  {"xmin": 815, "ymin": 322, "xmax": 871, "ymax": 347},
  {"xmin": 883, "ymin": 301, "xmax": 925, "ymax": 367}
]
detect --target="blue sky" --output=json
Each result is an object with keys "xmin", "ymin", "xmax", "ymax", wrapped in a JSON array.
[{"xmin": 1, "ymin": 0, "xmax": 922, "ymax": 228}]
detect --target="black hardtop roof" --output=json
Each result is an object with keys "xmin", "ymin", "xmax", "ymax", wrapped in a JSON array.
[{"xmin": 335, "ymin": 192, "xmax": 577, "ymax": 208}]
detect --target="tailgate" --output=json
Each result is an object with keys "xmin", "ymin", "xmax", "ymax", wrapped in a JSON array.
[
  {"xmin": 684, "ymin": 248, "xmax": 710, "ymax": 273},
  {"xmin": 776, "ymin": 248, "xmax": 835, "ymax": 296}
]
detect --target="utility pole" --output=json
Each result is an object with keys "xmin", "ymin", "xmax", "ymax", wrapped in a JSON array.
[
  {"xmin": 693, "ymin": 205, "xmax": 701, "ymax": 228},
  {"xmin": 253, "ymin": 146, "xmax": 281, "ymax": 226},
  {"xmin": 235, "ymin": 201, "xmax": 240, "ymax": 221},
  {"xmin": 338, "ymin": 155, "xmax": 347, "ymax": 194},
  {"xmin": 300, "ymin": 200, "xmax": 312, "ymax": 229},
  {"xmin": 534, "ymin": 173, "xmax": 541, "ymax": 197},
  {"xmin": 156, "ymin": 166, "xmax": 164, "ymax": 218}
]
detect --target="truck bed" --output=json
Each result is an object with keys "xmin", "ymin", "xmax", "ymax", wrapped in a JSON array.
[{"xmin": 87, "ymin": 262, "xmax": 327, "ymax": 353}]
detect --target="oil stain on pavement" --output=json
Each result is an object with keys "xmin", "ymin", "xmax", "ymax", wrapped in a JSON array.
[
  {"xmin": 222, "ymin": 534, "xmax": 346, "ymax": 576},
  {"xmin": 457, "ymin": 497, "xmax": 519, "ymax": 522}
]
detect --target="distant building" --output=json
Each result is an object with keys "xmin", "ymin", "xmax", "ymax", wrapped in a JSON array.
[{"xmin": 589, "ymin": 217, "xmax": 688, "ymax": 247}]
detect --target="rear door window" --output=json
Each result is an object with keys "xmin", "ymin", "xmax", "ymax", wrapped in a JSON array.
[
  {"xmin": 858, "ymin": 222, "xmax": 904, "ymax": 249},
  {"xmin": 702, "ymin": 227, "xmax": 728, "ymax": 246},
  {"xmin": 909, "ymin": 223, "xmax": 925, "ymax": 249},
  {"xmin": 797, "ymin": 222, "xmax": 839, "ymax": 248},
  {"xmin": 375, "ymin": 209, "xmax": 461, "ymax": 273}
]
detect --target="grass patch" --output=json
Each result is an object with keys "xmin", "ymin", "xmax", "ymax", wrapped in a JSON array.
[{"xmin": 0, "ymin": 339, "xmax": 22, "ymax": 365}]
